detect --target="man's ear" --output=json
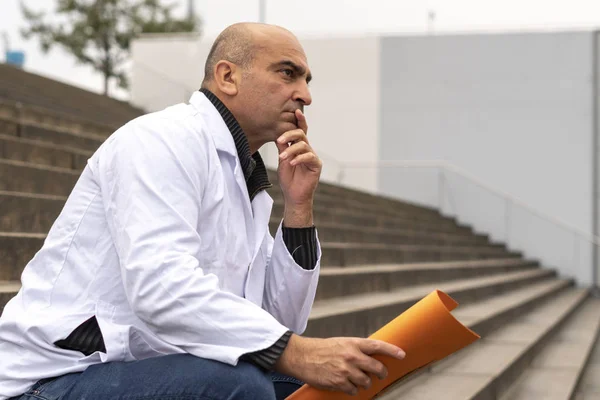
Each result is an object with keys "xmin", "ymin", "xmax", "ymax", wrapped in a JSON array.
[{"xmin": 213, "ymin": 60, "xmax": 239, "ymax": 96}]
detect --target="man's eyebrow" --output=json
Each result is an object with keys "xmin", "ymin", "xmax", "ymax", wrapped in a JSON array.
[{"xmin": 275, "ymin": 60, "xmax": 313, "ymax": 83}]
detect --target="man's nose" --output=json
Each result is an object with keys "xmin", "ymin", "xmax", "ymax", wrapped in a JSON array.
[{"xmin": 293, "ymin": 83, "xmax": 312, "ymax": 107}]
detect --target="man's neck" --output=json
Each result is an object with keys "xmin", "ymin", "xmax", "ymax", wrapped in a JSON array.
[
  {"xmin": 247, "ymin": 136, "xmax": 267, "ymax": 155},
  {"xmin": 201, "ymin": 86, "xmax": 268, "ymax": 154}
]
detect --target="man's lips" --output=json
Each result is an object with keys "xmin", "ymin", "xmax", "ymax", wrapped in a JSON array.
[{"xmin": 281, "ymin": 112, "xmax": 298, "ymax": 122}]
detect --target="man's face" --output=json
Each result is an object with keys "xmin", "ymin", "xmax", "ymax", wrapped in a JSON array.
[{"xmin": 235, "ymin": 31, "xmax": 312, "ymax": 142}]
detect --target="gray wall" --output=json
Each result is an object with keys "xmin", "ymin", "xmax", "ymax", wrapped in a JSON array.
[{"xmin": 379, "ymin": 31, "xmax": 595, "ymax": 284}]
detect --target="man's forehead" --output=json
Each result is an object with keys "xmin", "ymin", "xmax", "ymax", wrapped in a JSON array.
[
  {"xmin": 253, "ymin": 28, "xmax": 305, "ymax": 55},
  {"xmin": 245, "ymin": 24, "xmax": 311, "ymax": 75},
  {"xmin": 259, "ymin": 40, "xmax": 310, "ymax": 71}
]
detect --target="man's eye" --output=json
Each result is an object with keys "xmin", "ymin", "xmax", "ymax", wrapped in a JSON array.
[{"xmin": 281, "ymin": 69, "xmax": 294, "ymax": 77}]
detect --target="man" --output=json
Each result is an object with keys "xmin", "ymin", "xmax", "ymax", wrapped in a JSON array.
[{"xmin": 0, "ymin": 23, "xmax": 405, "ymax": 399}]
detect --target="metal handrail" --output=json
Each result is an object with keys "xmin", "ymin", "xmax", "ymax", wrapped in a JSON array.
[{"xmin": 339, "ymin": 159, "xmax": 600, "ymax": 247}]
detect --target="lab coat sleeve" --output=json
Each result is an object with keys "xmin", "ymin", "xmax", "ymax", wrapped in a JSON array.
[
  {"xmin": 262, "ymin": 221, "xmax": 321, "ymax": 334},
  {"xmin": 97, "ymin": 117, "xmax": 288, "ymax": 366}
]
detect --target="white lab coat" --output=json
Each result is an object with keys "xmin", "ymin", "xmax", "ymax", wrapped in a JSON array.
[{"xmin": 0, "ymin": 92, "xmax": 321, "ymax": 399}]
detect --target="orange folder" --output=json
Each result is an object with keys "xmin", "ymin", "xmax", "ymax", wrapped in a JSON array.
[{"xmin": 286, "ymin": 290, "xmax": 480, "ymax": 400}]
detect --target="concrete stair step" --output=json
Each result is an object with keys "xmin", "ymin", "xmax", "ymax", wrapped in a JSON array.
[
  {"xmin": 267, "ymin": 170, "xmax": 441, "ymax": 218},
  {"xmin": 0, "ymin": 191, "xmax": 66, "ymax": 233},
  {"xmin": 276, "ymin": 203, "xmax": 472, "ymax": 234},
  {"xmin": 0, "ymin": 102, "xmax": 115, "ymax": 139},
  {"xmin": 320, "ymin": 242, "xmax": 518, "ymax": 266},
  {"xmin": 0, "ymin": 230, "xmax": 516, "ymax": 280},
  {"xmin": 0, "ymin": 281, "xmax": 20, "ymax": 316},
  {"xmin": 0, "ymin": 159, "xmax": 79, "ymax": 197},
  {"xmin": 0, "ymin": 138, "xmax": 447, "ymax": 226},
  {"xmin": 268, "ymin": 186, "xmax": 448, "ymax": 222},
  {"xmin": 315, "ymin": 258, "xmax": 538, "ymax": 301},
  {"xmin": 0, "ymin": 187, "xmax": 472, "ymax": 237},
  {"xmin": 0, "ymin": 121, "xmax": 105, "ymax": 152},
  {"xmin": 271, "ymin": 201, "xmax": 469, "ymax": 233},
  {"xmin": 0, "ymin": 133, "xmax": 91, "ymax": 170},
  {"xmin": 305, "ymin": 269, "xmax": 560, "ymax": 338},
  {"xmin": 379, "ymin": 286, "xmax": 588, "ymax": 400},
  {"xmin": 0, "ymin": 131, "xmax": 442, "ymax": 221},
  {"xmin": 575, "ymin": 307, "xmax": 600, "ymax": 399},
  {"xmin": 268, "ymin": 182, "xmax": 450, "ymax": 219},
  {"xmin": 0, "ymin": 142, "xmax": 446, "ymax": 225},
  {"xmin": 0, "ymin": 268, "xmax": 570, "ymax": 344},
  {"xmin": 0, "ymin": 156, "xmax": 465, "ymax": 232},
  {"xmin": 0, "ymin": 157, "xmax": 461, "ymax": 236},
  {"xmin": 269, "ymin": 219, "xmax": 489, "ymax": 247},
  {"xmin": 0, "ymin": 259, "xmax": 541, "ymax": 320},
  {"xmin": 0, "ymin": 190, "xmax": 478, "ymax": 241},
  {"xmin": 501, "ymin": 298, "xmax": 600, "ymax": 400},
  {"xmin": 0, "ymin": 232, "xmax": 45, "ymax": 280}
]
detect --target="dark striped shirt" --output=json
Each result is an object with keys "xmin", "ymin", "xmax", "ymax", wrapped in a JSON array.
[{"xmin": 201, "ymin": 89, "xmax": 317, "ymax": 371}]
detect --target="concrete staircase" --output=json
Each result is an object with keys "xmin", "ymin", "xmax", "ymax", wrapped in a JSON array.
[
  {"xmin": 0, "ymin": 63, "xmax": 143, "ymax": 127},
  {"xmin": 1, "ymin": 98, "xmax": 599, "ymax": 399}
]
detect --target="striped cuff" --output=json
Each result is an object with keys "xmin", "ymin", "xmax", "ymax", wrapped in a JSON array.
[
  {"xmin": 282, "ymin": 226, "xmax": 318, "ymax": 270},
  {"xmin": 241, "ymin": 330, "xmax": 293, "ymax": 371}
]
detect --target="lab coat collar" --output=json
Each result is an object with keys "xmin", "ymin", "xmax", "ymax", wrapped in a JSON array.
[
  {"xmin": 189, "ymin": 91, "xmax": 238, "ymax": 158},
  {"xmin": 199, "ymin": 88, "xmax": 256, "ymax": 180},
  {"xmin": 189, "ymin": 90, "xmax": 273, "ymax": 263},
  {"xmin": 190, "ymin": 90, "xmax": 273, "ymax": 200}
]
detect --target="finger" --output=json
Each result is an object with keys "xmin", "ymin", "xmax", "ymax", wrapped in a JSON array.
[
  {"xmin": 347, "ymin": 367, "xmax": 372, "ymax": 392},
  {"xmin": 339, "ymin": 379, "xmax": 359, "ymax": 396},
  {"xmin": 289, "ymin": 152, "xmax": 321, "ymax": 169},
  {"xmin": 279, "ymin": 141, "xmax": 311, "ymax": 161},
  {"xmin": 295, "ymin": 109, "xmax": 308, "ymax": 134},
  {"xmin": 276, "ymin": 138, "xmax": 288, "ymax": 154},
  {"xmin": 354, "ymin": 354, "xmax": 388, "ymax": 380},
  {"xmin": 277, "ymin": 129, "xmax": 307, "ymax": 146},
  {"xmin": 358, "ymin": 339, "xmax": 406, "ymax": 360}
]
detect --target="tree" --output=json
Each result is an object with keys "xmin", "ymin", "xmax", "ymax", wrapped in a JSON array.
[{"xmin": 21, "ymin": 0, "xmax": 200, "ymax": 96}]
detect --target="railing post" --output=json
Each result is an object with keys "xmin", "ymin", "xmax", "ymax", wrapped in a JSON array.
[
  {"xmin": 593, "ymin": 240, "xmax": 600, "ymax": 297},
  {"xmin": 438, "ymin": 168, "xmax": 445, "ymax": 213},
  {"xmin": 337, "ymin": 167, "xmax": 344, "ymax": 185},
  {"xmin": 505, "ymin": 199, "xmax": 511, "ymax": 248},
  {"xmin": 572, "ymin": 232, "xmax": 579, "ymax": 284}
]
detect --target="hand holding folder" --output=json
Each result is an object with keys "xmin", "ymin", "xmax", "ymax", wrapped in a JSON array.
[{"xmin": 286, "ymin": 290, "xmax": 480, "ymax": 400}]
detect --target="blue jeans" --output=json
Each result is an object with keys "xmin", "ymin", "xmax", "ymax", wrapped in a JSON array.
[{"xmin": 12, "ymin": 354, "xmax": 303, "ymax": 400}]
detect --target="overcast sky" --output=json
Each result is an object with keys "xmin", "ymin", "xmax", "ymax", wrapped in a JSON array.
[{"xmin": 4, "ymin": 0, "xmax": 600, "ymax": 99}]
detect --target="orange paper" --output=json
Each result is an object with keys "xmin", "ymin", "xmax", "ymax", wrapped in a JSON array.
[{"xmin": 286, "ymin": 290, "xmax": 480, "ymax": 400}]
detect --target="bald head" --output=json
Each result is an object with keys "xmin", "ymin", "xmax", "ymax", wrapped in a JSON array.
[{"xmin": 201, "ymin": 23, "xmax": 297, "ymax": 87}]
